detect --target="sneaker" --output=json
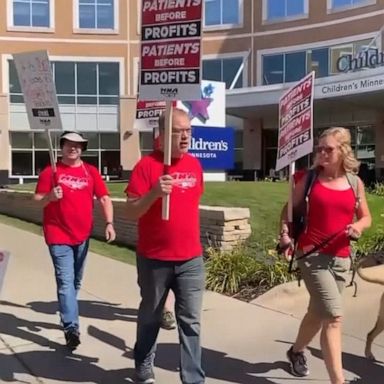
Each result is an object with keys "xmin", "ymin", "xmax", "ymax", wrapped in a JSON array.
[
  {"xmin": 135, "ymin": 361, "xmax": 155, "ymax": 383},
  {"xmin": 286, "ymin": 346, "xmax": 309, "ymax": 377},
  {"xmin": 160, "ymin": 310, "xmax": 176, "ymax": 330},
  {"xmin": 65, "ymin": 328, "xmax": 80, "ymax": 349}
]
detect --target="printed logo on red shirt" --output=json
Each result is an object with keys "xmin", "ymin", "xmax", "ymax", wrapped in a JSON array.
[
  {"xmin": 171, "ymin": 172, "xmax": 197, "ymax": 190},
  {"xmin": 58, "ymin": 174, "xmax": 89, "ymax": 190}
]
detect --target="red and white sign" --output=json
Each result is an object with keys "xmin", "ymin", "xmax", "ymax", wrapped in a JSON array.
[
  {"xmin": 276, "ymin": 72, "xmax": 315, "ymax": 171},
  {"xmin": 135, "ymin": 100, "xmax": 177, "ymax": 130},
  {"xmin": 139, "ymin": 0, "xmax": 202, "ymax": 101}
]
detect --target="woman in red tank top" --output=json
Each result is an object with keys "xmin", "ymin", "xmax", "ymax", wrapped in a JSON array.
[{"xmin": 279, "ymin": 127, "xmax": 371, "ymax": 384}]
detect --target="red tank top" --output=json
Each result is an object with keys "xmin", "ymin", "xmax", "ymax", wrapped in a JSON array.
[{"xmin": 298, "ymin": 180, "xmax": 356, "ymax": 257}]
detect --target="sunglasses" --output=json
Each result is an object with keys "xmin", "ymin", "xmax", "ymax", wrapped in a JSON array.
[{"xmin": 315, "ymin": 145, "xmax": 338, "ymax": 154}]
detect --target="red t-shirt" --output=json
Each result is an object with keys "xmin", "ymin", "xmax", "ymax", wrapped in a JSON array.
[
  {"xmin": 35, "ymin": 161, "xmax": 109, "ymax": 245},
  {"xmin": 298, "ymin": 180, "xmax": 356, "ymax": 257},
  {"xmin": 126, "ymin": 151, "xmax": 203, "ymax": 261}
]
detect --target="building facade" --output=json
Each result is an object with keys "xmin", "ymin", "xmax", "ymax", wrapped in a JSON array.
[{"xmin": 0, "ymin": 0, "xmax": 384, "ymax": 184}]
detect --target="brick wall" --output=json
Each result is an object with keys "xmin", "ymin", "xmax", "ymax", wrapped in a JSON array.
[{"xmin": 0, "ymin": 190, "xmax": 251, "ymax": 251}]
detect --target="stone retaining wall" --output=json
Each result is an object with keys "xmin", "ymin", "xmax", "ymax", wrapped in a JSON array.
[{"xmin": 0, "ymin": 190, "xmax": 251, "ymax": 252}]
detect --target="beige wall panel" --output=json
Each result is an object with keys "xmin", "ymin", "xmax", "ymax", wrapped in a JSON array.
[
  {"xmin": 120, "ymin": 96, "xmax": 140, "ymax": 171},
  {"xmin": 0, "ymin": 41, "xmax": 127, "ymax": 57},
  {"xmin": 202, "ymin": 37, "xmax": 252, "ymax": 54},
  {"xmin": 129, "ymin": 0, "xmax": 140, "ymax": 39},
  {"xmin": 243, "ymin": 119, "xmax": 262, "ymax": 170},
  {"xmin": 0, "ymin": 1, "xmax": 7, "ymax": 34}
]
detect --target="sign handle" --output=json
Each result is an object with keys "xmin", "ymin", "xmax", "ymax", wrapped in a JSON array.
[
  {"xmin": 45, "ymin": 129, "xmax": 57, "ymax": 184},
  {"xmin": 162, "ymin": 102, "xmax": 173, "ymax": 221},
  {"xmin": 287, "ymin": 162, "xmax": 296, "ymax": 231}
]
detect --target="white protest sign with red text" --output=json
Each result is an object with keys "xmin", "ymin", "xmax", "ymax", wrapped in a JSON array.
[
  {"xmin": 135, "ymin": 100, "xmax": 167, "ymax": 131},
  {"xmin": 276, "ymin": 72, "xmax": 315, "ymax": 171},
  {"xmin": 139, "ymin": 0, "xmax": 202, "ymax": 101},
  {"xmin": 135, "ymin": 100, "xmax": 177, "ymax": 131}
]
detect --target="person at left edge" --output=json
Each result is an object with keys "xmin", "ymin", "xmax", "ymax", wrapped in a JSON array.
[{"xmin": 33, "ymin": 131, "xmax": 116, "ymax": 349}]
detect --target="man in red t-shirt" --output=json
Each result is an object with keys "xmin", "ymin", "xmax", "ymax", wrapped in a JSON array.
[
  {"xmin": 34, "ymin": 131, "xmax": 116, "ymax": 349},
  {"xmin": 126, "ymin": 108, "xmax": 205, "ymax": 384}
]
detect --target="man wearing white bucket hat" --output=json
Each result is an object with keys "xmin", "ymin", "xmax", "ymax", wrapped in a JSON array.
[{"xmin": 34, "ymin": 130, "xmax": 116, "ymax": 349}]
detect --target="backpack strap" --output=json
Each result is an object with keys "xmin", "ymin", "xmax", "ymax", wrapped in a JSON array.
[
  {"xmin": 303, "ymin": 168, "xmax": 317, "ymax": 202},
  {"xmin": 345, "ymin": 173, "xmax": 360, "ymax": 210}
]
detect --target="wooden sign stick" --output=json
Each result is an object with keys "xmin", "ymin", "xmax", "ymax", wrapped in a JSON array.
[{"xmin": 162, "ymin": 101, "xmax": 173, "ymax": 220}]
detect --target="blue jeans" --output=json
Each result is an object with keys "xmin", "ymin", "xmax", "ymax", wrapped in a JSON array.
[
  {"xmin": 134, "ymin": 255, "xmax": 205, "ymax": 384},
  {"xmin": 48, "ymin": 240, "xmax": 89, "ymax": 332}
]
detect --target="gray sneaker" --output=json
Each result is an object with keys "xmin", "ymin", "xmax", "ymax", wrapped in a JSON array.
[
  {"xmin": 135, "ymin": 360, "xmax": 155, "ymax": 384},
  {"xmin": 287, "ymin": 346, "xmax": 309, "ymax": 377},
  {"xmin": 160, "ymin": 310, "xmax": 176, "ymax": 330}
]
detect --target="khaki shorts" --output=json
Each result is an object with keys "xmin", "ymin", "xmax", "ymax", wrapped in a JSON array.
[{"xmin": 297, "ymin": 252, "xmax": 351, "ymax": 318}]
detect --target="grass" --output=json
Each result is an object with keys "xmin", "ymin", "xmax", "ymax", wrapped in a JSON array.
[
  {"xmin": 0, "ymin": 213, "xmax": 136, "ymax": 265},
  {"xmin": 5, "ymin": 180, "xmax": 384, "ymax": 253}
]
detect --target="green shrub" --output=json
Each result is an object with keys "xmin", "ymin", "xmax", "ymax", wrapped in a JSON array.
[
  {"xmin": 353, "ymin": 230, "xmax": 384, "ymax": 259},
  {"xmin": 205, "ymin": 245, "xmax": 291, "ymax": 297},
  {"xmin": 369, "ymin": 183, "xmax": 384, "ymax": 196}
]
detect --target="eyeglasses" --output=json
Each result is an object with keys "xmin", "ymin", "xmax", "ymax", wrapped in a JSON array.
[
  {"xmin": 171, "ymin": 128, "xmax": 192, "ymax": 136},
  {"xmin": 315, "ymin": 145, "xmax": 338, "ymax": 154}
]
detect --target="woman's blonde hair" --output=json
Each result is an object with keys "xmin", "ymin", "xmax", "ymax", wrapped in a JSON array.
[{"xmin": 314, "ymin": 127, "xmax": 360, "ymax": 174}]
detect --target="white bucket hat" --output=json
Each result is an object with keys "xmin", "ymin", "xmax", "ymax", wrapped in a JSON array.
[{"xmin": 60, "ymin": 131, "xmax": 88, "ymax": 150}]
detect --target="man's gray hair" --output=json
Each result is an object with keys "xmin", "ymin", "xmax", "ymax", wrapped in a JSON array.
[{"xmin": 158, "ymin": 108, "xmax": 190, "ymax": 131}]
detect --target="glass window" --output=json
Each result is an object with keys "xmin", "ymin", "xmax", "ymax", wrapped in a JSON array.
[
  {"xmin": 100, "ymin": 133, "xmax": 119, "ymax": 149},
  {"xmin": 8, "ymin": 60, "xmax": 22, "ymax": 94},
  {"xmin": 77, "ymin": 62, "xmax": 97, "ymax": 95},
  {"xmin": 34, "ymin": 151, "xmax": 50, "ymax": 174},
  {"xmin": 307, "ymin": 48, "xmax": 329, "ymax": 78},
  {"xmin": 13, "ymin": 0, "xmax": 50, "ymax": 27},
  {"xmin": 79, "ymin": 0, "xmax": 114, "ymax": 29},
  {"xmin": 330, "ymin": 45, "xmax": 353, "ymax": 73},
  {"xmin": 54, "ymin": 62, "xmax": 75, "ymax": 95},
  {"xmin": 12, "ymin": 152, "xmax": 32, "ymax": 175},
  {"xmin": 203, "ymin": 57, "xmax": 243, "ymax": 88},
  {"xmin": 83, "ymin": 132, "xmax": 99, "ymax": 149},
  {"xmin": 203, "ymin": 60, "xmax": 222, "ymax": 83},
  {"xmin": 266, "ymin": 0, "xmax": 305, "ymax": 20},
  {"xmin": 81, "ymin": 151, "xmax": 99, "ymax": 168},
  {"xmin": 234, "ymin": 130, "xmax": 243, "ymax": 148},
  {"xmin": 263, "ymin": 129, "xmax": 278, "ymax": 148},
  {"xmin": 99, "ymin": 63, "xmax": 119, "ymax": 95},
  {"xmin": 233, "ymin": 149, "xmax": 243, "ymax": 170},
  {"xmin": 205, "ymin": 0, "xmax": 241, "ymax": 27},
  {"xmin": 356, "ymin": 125, "xmax": 375, "ymax": 145},
  {"xmin": 11, "ymin": 132, "xmax": 33, "ymax": 148},
  {"xmin": 331, "ymin": 0, "xmax": 370, "ymax": 9},
  {"xmin": 34, "ymin": 132, "xmax": 50, "ymax": 149},
  {"xmin": 10, "ymin": 60, "xmax": 120, "ymax": 106},
  {"xmin": 285, "ymin": 51, "xmax": 306, "ymax": 82},
  {"xmin": 262, "ymin": 54, "xmax": 284, "ymax": 85},
  {"xmin": 222, "ymin": 58, "xmax": 243, "ymax": 88},
  {"xmin": 101, "ymin": 151, "xmax": 120, "ymax": 175}
]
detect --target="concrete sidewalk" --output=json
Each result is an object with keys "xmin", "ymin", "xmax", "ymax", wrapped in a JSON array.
[{"xmin": 0, "ymin": 222, "xmax": 383, "ymax": 383}]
